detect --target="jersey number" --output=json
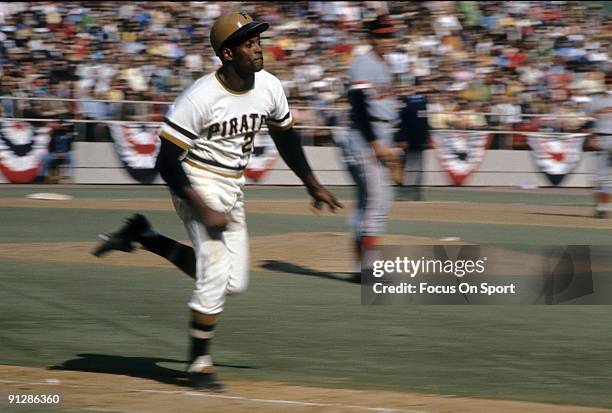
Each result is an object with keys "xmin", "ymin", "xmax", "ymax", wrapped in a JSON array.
[{"xmin": 242, "ymin": 132, "xmax": 254, "ymax": 153}]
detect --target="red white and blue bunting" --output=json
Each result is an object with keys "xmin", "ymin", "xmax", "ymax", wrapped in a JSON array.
[
  {"xmin": 527, "ymin": 134, "xmax": 585, "ymax": 186},
  {"xmin": 0, "ymin": 121, "xmax": 51, "ymax": 183},
  {"xmin": 430, "ymin": 131, "xmax": 492, "ymax": 186},
  {"xmin": 108, "ymin": 123, "xmax": 161, "ymax": 184}
]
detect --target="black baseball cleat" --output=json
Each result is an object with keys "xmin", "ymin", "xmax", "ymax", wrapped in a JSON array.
[
  {"xmin": 91, "ymin": 214, "xmax": 151, "ymax": 257},
  {"xmin": 189, "ymin": 372, "xmax": 225, "ymax": 392}
]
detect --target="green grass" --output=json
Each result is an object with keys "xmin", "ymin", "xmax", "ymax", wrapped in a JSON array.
[
  {"xmin": 1, "ymin": 260, "xmax": 612, "ymax": 408},
  {"xmin": 0, "ymin": 185, "xmax": 595, "ymax": 205},
  {"xmin": 419, "ymin": 187, "xmax": 594, "ymax": 206},
  {"xmin": 0, "ymin": 186, "xmax": 611, "ymax": 409},
  {"xmin": 0, "ymin": 185, "xmax": 169, "ymax": 199},
  {"xmin": 0, "ymin": 208, "xmax": 187, "ymax": 243}
]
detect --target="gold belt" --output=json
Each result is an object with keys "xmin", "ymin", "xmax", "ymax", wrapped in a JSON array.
[{"xmin": 184, "ymin": 158, "xmax": 244, "ymax": 179}]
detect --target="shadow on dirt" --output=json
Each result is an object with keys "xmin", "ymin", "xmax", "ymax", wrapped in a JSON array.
[
  {"xmin": 260, "ymin": 260, "xmax": 360, "ymax": 283},
  {"xmin": 50, "ymin": 354, "xmax": 255, "ymax": 387}
]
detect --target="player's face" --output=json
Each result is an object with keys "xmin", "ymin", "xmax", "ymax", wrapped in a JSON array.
[
  {"xmin": 232, "ymin": 35, "xmax": 264, "ymax": 74},
  {"xmin": 373, "ymin": 36, "xmax": 395, "ymax": 56}
]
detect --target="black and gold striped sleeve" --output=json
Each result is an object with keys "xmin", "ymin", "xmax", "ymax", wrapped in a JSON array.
[
  {"xmin": 159, "ymin": 96, "xmax": 202, "ymax": 149},
  {"xmin": 267, "ymin": 111, "xmax": 295, "ymax": 131}
]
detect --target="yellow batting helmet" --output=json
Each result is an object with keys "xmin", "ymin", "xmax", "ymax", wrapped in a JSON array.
[{"xmin": 210, "ymin": 12, "xmax": 269, "ymax": 56}]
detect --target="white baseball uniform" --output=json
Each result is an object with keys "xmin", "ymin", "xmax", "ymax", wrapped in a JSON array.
[{"xmin": 159, "ymin": 69, "xmax": 294, "ymax": 314}]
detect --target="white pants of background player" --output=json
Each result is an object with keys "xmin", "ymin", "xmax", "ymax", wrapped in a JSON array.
[
  {"xmin": 172, "ymin": 162, "xmax": 249, "ymax": 315},
  {"xmin": 334, "ymin": 121, "xmax": 394, "ymax": 240},
  {"xmin": 594, "ymin": 134, "xmax": 611, "ymax": 211}
]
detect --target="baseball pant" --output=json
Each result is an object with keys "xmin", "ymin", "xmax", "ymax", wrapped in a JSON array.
[
  {"xmin": 594, "ymin": 134, "xmax": 611, "ymax": 195},
  {"xmin": 172, "ymin": 163, "xmax": 249, "ymax": 315},
  {"xmin": 334, "ymin": 123, "xmax": 394, "ymax": 239}
]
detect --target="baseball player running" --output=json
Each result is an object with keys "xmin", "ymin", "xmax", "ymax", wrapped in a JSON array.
[
  {"xmin": 93, "ymin": 11, "xmax": 341, "ymax": 390},
  {"xmin": 335, "ymin": 15, "xmax": 399, "ymax": 278}
]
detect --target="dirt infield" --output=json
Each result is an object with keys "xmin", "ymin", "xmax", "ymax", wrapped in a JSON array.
[
  {"xmin": 4, "ymin": 234, "xmax": 604, "ymax": 277},
  {"xmin": 2, "ymin": 365, "xmax": 611, "ymax": 413},
  {"xmin": 0, "ymin": 232, "xmax": 460, "ymax": 274}
]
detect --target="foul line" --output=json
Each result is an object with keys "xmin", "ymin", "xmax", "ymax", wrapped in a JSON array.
[
  {"xmin": 0, "ymin": 377, "xmax": 431, "ymax": 413},
  {"xmin": 0, "ymin": 378, "xmax": 58, "ymax": 385},
  {"xmin": 134, "ymin": 388, "xmax": 433, "ymax": 413}
]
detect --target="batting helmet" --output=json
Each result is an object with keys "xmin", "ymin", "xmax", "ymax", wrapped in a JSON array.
[{"xmin": 210, "ymin": 12, "xmax": 269, "ymax": 57}]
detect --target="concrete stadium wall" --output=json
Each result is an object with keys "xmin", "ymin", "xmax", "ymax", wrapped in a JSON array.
[
  {"xmin": 249, "ymin": 146, "xmax": 599, "ymax": 188},
  {"xmin": 0, "ymin": 142, "xmax": 599, "ymax": 187}
]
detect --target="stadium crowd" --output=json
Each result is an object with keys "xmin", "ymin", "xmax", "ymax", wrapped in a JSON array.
[{"xmin": 0, "ymin": 1, "xmax": 609, "ymax": 145}]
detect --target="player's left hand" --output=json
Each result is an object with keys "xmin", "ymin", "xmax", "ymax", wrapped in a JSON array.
[{"xmin": 308, "ymin": 186, "xmax": 343, "ymax": 213}]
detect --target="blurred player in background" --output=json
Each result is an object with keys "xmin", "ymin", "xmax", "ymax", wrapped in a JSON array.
[
  {"xmin": 394, "ymin": 79, "xmax": 430, "ymax": 201},
  {"xmin": 586, "ymin": 73, "xmax": 612, "ymax": 218},
  {"xmin": 93, "ymin": 11, "xmax": 341, "ymax": 390},
  {"xmin": 38, "ymin": 119, "xmax": 74, "ymax": 183},
  {"xmin": 335, "ymin": 15, "xmax": 400, "ymax": 280}
]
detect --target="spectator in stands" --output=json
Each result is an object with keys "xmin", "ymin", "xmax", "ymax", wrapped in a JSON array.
[
  {"xmin": 0, "ymin": 1, "xmax": 609, "ymax": 146},
  {"xmin": 38, "ymin": 119, "xmax": 74, "ymax": 182},
  {"xmin": 395, "ymin": 81, "xmax": 430, "ymax": 200},
  {"xmin": 490, "ymin": 93, "xmax": 522, "ymax": 148}
]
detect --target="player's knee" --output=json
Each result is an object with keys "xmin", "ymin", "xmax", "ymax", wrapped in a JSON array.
[{"xmin": 189, "ymin": 296, "xmax": 224, "ymax": 315}]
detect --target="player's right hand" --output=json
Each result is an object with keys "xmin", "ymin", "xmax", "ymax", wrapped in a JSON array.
[
  {"xmin": 184, "ymin": 187, "xmax": 229, "ymax": 231},
  {"xmin": 199, "ymin": 207, "xmax": 229, "ymax": 231},
  {"xmin": 309, "ymin": 185, "xmax": 343, "ymax": 213}
]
